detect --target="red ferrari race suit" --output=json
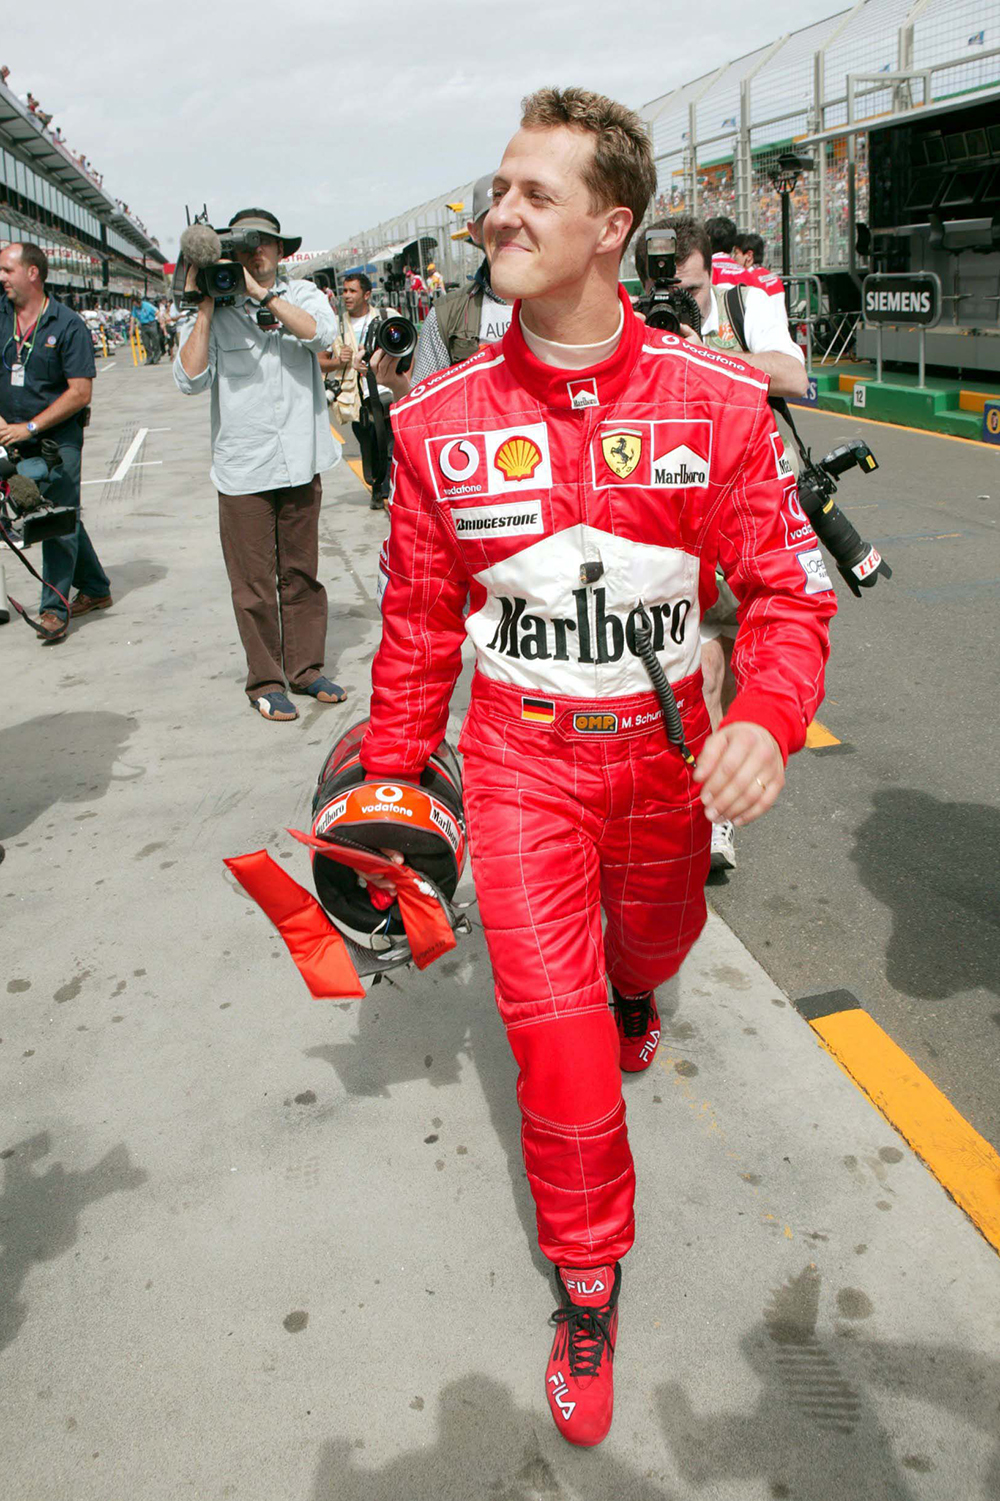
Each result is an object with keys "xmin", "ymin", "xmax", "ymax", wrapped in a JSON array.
[
  {"xmin": 362, "ymin": 286, "xmax": 836, "ymax": 1268},
  {"xmin": 712, "ymin": 251, "xmax": 785, "ymax": 298}
]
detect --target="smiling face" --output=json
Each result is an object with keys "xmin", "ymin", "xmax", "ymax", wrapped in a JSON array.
[{"xmin": 484, "ymin": 125, "xmax": 632, "ymax": 304}]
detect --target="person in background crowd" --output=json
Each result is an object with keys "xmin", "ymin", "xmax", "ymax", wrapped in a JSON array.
[
  {"xmin": 426, "ymin": 262, "xmax": 444, "ymax": 296},
  {"xmin": 0, "ymin": 241, "xmax": 110, "ymax": 642},
  {"xmin": 130, "ymin": 294, "xmax": 162, "ymax": 364},
  {"xmin": 409, "ymin": 172, "xmax": 513, "ymax": 383},
  {"xmin": 734, "ymin": 231, "xmax": 766, "ymax": 271},
  {"xmin": 174, "ymin": 206, "xmax": 345, "ymax": 722}
]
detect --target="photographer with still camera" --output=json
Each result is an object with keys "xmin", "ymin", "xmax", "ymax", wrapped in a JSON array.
[
  {"xmin": 174, "ymin": 207, "xmax": 347, "ymax": 722},
  {"xmin": 0, "ymin": 241, "xmax": 110, "ymax": 644}
]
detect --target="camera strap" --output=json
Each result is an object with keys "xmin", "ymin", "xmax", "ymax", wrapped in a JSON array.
[
  {"xmin": 721, "ymin": 285, "xmax": 812, "ymax": 468},
  {"xmin": 0, "ymin": 512, "xmax": 72, "ymax": 637}
]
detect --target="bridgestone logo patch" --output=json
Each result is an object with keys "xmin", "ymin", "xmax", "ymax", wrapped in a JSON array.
[{"xmin": 451, "ymin": 501, "xmax": 544, "ymax": 539}]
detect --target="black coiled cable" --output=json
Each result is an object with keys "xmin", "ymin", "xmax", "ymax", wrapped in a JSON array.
[{"xmin": 632, "ymin": 605, "xmax": 696, "ymax": 768}]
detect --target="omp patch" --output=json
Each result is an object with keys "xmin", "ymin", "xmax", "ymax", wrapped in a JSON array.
[{"xmin": 572, "ymin": 711, "xmax": 619, "ymax": 734}]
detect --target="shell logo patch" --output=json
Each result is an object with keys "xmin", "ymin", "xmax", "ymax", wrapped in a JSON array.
[
  {"xmin": 601, "ymin": 431, "xmax": 643, "ymax": 480},
  {"xmin": 494, "ymin": 435, "xmax": 542, "ymax": 483}
]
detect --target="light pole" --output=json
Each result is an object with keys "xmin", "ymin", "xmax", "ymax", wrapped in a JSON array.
[{"xmin": 769, "ymin": 150, "xmax": 815, "ymax": 295}]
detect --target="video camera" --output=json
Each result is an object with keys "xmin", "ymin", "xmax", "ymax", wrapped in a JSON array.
[
  {"xmin": 0, "ymin": 439, "xmax": 75, "ymax": 549},
  {"xmin": 794, "ymin": 436, "xmax": 892, "ymax": 596},
  {"xmin": 172, "ymin": 209, "xmax": 262, "ymax": 308},
  {"xmin": 634, "ymin": 227, "xmax": 703, "ymax": 336}
]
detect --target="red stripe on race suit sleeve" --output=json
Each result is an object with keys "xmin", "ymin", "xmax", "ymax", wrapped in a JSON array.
[
  {"xmin": 287, "ymin": 828, "xmax": 457, "ymax": 972},
  {"xmin": 223, "ymin": 849, "xmax": 365, "ymax": 999}
]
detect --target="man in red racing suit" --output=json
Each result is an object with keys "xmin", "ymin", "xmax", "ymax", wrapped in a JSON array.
[{"xmin": 361, "ymin": 89, "xmax": 836, "ymax": 1448}]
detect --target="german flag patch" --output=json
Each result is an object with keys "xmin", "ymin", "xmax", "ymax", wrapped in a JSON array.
[{"xmin": 521, "ymin": 696, "xmax": 555, "ymax": 725}]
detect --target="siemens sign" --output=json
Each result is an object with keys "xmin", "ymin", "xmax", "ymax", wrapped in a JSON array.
[{"xmin": 862, "ymin": 275, "xmax": 941, "ymax": 327}]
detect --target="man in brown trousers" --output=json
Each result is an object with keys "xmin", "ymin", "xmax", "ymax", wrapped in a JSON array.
[{"xmin": 174, "ymin": 207, "xmax": 346, "ymax": 721}]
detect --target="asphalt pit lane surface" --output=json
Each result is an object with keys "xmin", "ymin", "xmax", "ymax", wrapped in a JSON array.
[
  {"xmin": 54, "ymin": 970, "xmax": 92, "ymax": 1004},
  {"xmin": 283, "ymin": 1311, "xmax": 308, "ymax": 1333},
  {"xmin": 410, "ymin": 1397, "xmax": 424, "ymax": 1411},
  {"xmin": 7, "ymin": 979, "xmax": 30, "ymax": 994},
  {"xmin": 294, "ymin": 1092, "xmax": 317, "ymax": 1106},
  {"xmin": 878, "ymin": 1146, "xmax": 903, "ymax": 1164},
  {"xmin": 424, "ymin": 1135, "xmax": 439, "ymax": 1145},
  {"xmin": 836, "ymin": 1287, "xmax": 874, "ymax": 1319},
  {"xmin": 135, "ymin": 843, "xmax": 166, "ymax": 860},
  {"xmin": 902, "ymin": 1456, "xmax": 934, "ymax": 1473},
  {"xmin": 674, "ymin": 1059, "xmax": 699, "ymax": 1077}
]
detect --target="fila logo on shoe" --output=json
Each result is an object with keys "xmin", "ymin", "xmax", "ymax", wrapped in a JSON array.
[
  {"xmin": 639, "ymin": 1028, "xmax": 661, "ymax": 1062},
  {"xmin": 547, "ymin": 1371, "xmax": 576, "ymax": 1419},
  {"xmin": 564, "ymin": 1274, "xmax": 606, "ymax": 1297}
]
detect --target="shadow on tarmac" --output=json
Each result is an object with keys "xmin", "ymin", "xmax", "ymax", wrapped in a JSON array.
[
  {"xmin": 305, "ymin": 944, "xmax": 549, "ymax": 1276},
  {"xmin": 851, "ymin": 788, "xmax": 1000, "ymax": 999},
  {"xmin": 309, "ymin": 1374, "xmax": 674, "ymax": 1501},
  {"xmin": 658, "ymin": 1261, "xmax": 1000, "ymax": 1500},
  {"xmin": 0, "ymin": 1132, "xmax": 148, "ymax": 1353},
  {"xmin": 0, "ymin": 711, "xmax": 139, "ymax": 841},
  {"xmin": 103, "ymin": 558, "xmax": 168, "ymax": 607}
]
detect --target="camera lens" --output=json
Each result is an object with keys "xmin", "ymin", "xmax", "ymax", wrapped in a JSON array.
[
  {"xmin": 376, "ymin": 317, "xmax": 417, "ymax": 361},
  {"xmin": 215, "ymin": 267, "xmax": 237, "ymax": 292}
]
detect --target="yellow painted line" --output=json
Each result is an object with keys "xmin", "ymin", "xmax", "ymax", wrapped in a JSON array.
[
  {"xmin": 330, "ymin": 424, "xmax": 344, "ymax": 444},
  {"xmin": 346, "ymin": 457, "xmax": 369, "ymax": 489},
  {"xmin": 804, "ymin": 404, "xmax": 1000, "ymax": 450},
  {"xmin": 959, "ymin": 390, "xmax": 995, "ymax": 415},
  {"xmin": 810, "ymin": 1008, "xmax": 1000, "ymax": 1254},
  {"xmin": 838, "ymin": 373, "xmax": 869, "ymax": 393},
  {"xmin": 805, "ymin": 719, "xmax": 841, "ymax": 748}
]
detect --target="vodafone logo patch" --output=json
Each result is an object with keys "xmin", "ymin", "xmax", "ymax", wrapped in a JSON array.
[
  {"xmin": 375, "ymin": 785, "xmax": 404, "ymax": 802},
  {"xmin": 438, "ymin": 439, "xmax": 480, "ymax": 484}
]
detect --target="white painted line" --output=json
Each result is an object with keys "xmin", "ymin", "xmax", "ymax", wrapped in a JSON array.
[
  {"xmin": 111, "ymin": 427, "xmax": 149, "ymax": 483},
  {"xmin": 133, "ymin": 460, "xmax": 163, "ymax": 467},
  {"xmin": 146, "ymin": 427, "xmax": 172, "ymax": 433}
]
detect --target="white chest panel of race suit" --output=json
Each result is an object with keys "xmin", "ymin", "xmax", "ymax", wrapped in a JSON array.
[{"xmin": 465, "ymin": 522, "xmax": 701, "ymax": 699}]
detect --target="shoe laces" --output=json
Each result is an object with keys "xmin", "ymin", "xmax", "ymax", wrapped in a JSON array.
[
  {"xmin": 550, "ymin": 1302, "xmax": 615, "ymax": 1378},
  {"xmin": 614, "ymin": 989, "xmax": 653, "ymax": 1039}
]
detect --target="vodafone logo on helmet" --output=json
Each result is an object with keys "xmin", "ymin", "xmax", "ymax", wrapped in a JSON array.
[
  {"xmin": 375, "ymin": 785, "xmax": 404, "ymax": 802},
  {"xmin": 439, "ymin": 439, "xmax": 481, "ymax": 483}
]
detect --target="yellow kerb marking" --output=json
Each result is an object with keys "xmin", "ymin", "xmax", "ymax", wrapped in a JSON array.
[
  {"xmin": 806, "ymin": 720, "xmax": 841, "ymax": 748},
  {"xmin": 811, "ymin": 1009, "xmax": 1000, "ymax": 1254}
]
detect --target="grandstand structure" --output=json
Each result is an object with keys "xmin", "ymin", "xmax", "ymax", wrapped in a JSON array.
[
  {"xmin": 0, "ymin": 80, "xmax": 165, "ymax": 305},
  {"xmin": 308, "ymin": 0, "xmax": 1000, "ymax": 285}
]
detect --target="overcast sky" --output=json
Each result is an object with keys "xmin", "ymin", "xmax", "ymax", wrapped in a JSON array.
[{"xmin": 4, "ymin": 0, "xmax": 841, "ymax": 256}]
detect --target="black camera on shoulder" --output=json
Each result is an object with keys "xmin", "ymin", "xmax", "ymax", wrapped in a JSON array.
[
  {"xmin": 0, "ymin": 438, "xmax": 75, "ymax": 548},
  {"xmin": 634, "ymin": 227, "xmax": 703, "ymax": 336}
]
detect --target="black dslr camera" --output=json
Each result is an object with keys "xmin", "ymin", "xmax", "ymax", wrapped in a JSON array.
[
  {"xmin": 354, "ymin": 310, "xmax": 419, "ymax": 504},
  {"xmin": 0, "ymin": 439, "xmax": 75, "ymax": 548},
  {"xmin": 634, "ymin": 227, "xmax": 703, "ymax": 336},
  {"xmin": 795, "ymin": 437, "xmax": 891, "ymax": 596}
]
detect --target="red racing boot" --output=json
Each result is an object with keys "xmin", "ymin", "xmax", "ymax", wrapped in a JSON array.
[
  {"xmin": 545, "ymin": 1263, "xmax": 621, "ymax": 1446},
  {"xmin": 612, "ymin": 986, "xmax": 661, "ymax": 1072}
]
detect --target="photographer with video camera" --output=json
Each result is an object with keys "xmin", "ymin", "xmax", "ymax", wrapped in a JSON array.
[
  {"xmin": 174, "ymin": 207, "xmax": 347, "ymax": 722},
  {"xmin": 0, "ymin": 241, "xmax": 110, "ymax": 644}
]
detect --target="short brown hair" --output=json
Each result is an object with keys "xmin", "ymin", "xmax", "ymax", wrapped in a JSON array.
[
  {"xmin": 634, "ymin": 217, "xmax": 711, "ymax": 281},
  {"xmin": 519, "ymin": 87, "xmax": 656, "ymax": 251},
  {"xmin": 17, "ymin": 241, "xmax": 48, "ymax": 285}
]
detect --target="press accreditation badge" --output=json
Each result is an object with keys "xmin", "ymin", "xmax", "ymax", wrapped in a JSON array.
[
  {"xmin": 10, "ymin": 363, "xmax": 25, "ymax": 387},
  {"xmin": 479, "ymin": 300, "xmax": 513, "ymax": 345}
]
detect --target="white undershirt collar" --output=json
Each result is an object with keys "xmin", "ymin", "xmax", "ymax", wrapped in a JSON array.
[{"xmin": 519, "ymin": 303, "xmax": 624, "ymax": 369}]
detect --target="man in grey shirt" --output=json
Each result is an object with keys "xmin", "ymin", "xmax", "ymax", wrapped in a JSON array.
[{"xmin": 175, "ymin": 207, "xmax": 345, "ymax": 721}]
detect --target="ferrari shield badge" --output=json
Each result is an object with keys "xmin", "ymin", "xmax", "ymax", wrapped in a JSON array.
[{"xmin": 601, "ymin": 430, "xmax": 643, "ymax": 479}]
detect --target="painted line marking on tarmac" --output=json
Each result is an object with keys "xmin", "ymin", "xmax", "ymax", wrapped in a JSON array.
[
  {"xmin": 806, "ymin": 719, "xmax": 841, "ymax": 749},
  {"xmin": 795, "ymin": 990, "xmax": 1000, "ymax": 1255},
  {"xmin": 111, "ymin": 427, "xmax": 149, "ymax": 482},
  {"xmin": 347, "ymin": 457, "xmax": 369, "ymax": 488},
  {"xmin": 330, "ymin": 424, "xmax": 345, "ymax": 444},
  {"xmin": 802, "ymin": 405, "xmax": 1000, "ymax": 450}
]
